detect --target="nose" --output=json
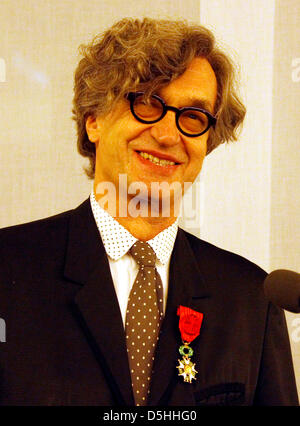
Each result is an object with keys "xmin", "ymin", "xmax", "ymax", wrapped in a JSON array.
[{"xmin": 150, "ymin": 112, "xmax": 181, "ymax": 146}]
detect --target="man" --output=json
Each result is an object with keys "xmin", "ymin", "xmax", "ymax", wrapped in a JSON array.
[{"xmin": 0, "ymin": 18, "xmax": 298, "ymax": 406}]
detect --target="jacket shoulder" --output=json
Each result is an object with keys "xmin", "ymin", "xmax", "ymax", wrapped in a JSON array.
[
  {"xmin": 0, "ymin": 208, "xmax": 73, "ymax": 253},
  {"xmin": 182, "ymin": 229, "xmax": 267, "ymax": 285},
  {"xmin": 0, "ymin": 208, "xmax": 74, "ymax": 287},
  {"xmin": 0, "ymin": 198, "xmax": 91, "ymax": 277}
]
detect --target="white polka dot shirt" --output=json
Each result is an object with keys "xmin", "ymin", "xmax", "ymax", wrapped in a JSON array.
[{"xmin": 90, "ymin": 189, "xmax": 178, "ymax": 326}]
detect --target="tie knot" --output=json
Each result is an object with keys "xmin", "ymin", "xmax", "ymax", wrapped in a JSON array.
[{"xmin": 130, "ymin": 241, "xmax": 156, "ymax": 267}]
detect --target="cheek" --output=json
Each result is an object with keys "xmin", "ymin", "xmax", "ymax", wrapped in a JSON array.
[
  {"xmin": 182, "ymin": 138, "xmax": 207, "ymax": 183},
  {"xmin": 185, "ymin": 137, "xmax": 207, "ymax": 164},
  {"xmin": 97, "ymin": 121, "xmax": 151, "ymax": 170},
  {"xmin": 108, "ymin": 119, "xmax": 150, "ymax": 146}
]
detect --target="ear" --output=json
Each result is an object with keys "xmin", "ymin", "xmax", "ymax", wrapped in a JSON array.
[{"xmin": 85, "ymin": 115, "xmax": 101, "ymax": 143}]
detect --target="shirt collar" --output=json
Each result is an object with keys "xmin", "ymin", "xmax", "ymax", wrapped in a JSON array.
[{"xmin": 90, "ymin": 189, "xmax": 178, "ymax": 265}]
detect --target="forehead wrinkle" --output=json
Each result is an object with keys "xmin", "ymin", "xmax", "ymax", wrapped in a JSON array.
[
  {"xmin": 184, "ymin": 67, "xmax": 212, "ymax": 75},
  {"xmin": 181, "ymin": 96, "xmax": 214, "ymax": 112},
  {"xmin": 157, "ymin": 89, "xmax": 215, "ymax": 113}
]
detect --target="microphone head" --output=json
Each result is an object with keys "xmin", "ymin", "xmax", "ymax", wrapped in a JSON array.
[{"xmin": 263, "ymin": 269, "xmax": 300, "ymax": 313}]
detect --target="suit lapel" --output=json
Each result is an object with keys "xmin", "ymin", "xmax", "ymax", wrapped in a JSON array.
[
  {"xmin": 148, "ymin": 229, "xmax": 211, "ymax": 405},
  {"xmin": 64, "ymin": 199, "xmax": 134, "ymax": 406}
]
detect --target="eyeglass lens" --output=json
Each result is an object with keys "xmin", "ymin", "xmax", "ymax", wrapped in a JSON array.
[{"xmin": 132, "ymin": 96, "xmax": 209, "ymax": 135}]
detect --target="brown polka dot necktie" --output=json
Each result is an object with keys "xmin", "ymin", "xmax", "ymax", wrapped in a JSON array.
[{"xmin": 125, "ymin": 241, "xmax": 164, "ymax": 406}]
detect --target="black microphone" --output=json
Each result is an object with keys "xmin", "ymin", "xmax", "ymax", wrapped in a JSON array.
[{"xmin": 263, "ymin": 269, "xmax": 300, "ymax": 313}]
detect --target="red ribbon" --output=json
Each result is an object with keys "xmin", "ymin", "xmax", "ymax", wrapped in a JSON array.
[{"xmin": 177, "ymin": 305, "xmax": 203, "ymax": 343}]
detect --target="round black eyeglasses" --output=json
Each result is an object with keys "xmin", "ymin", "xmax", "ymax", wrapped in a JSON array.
[{"xmin": 126, "ymin": 92, "xmax": 216, "ymax": 138}]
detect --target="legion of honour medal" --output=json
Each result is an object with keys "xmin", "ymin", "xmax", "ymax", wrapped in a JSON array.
[{"xmin": 176, "ymin": 305, "xmax": 203, "ymax": 383}]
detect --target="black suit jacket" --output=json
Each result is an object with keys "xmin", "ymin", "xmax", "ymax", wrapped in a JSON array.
[{"xmin": 0, "ymin": 198, "xmax": 298, "ymax": 406}]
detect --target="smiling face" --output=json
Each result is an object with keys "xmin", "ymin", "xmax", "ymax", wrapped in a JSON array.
[{"xmin": 86, "ymin": 57, "xmax": 217, "ymax": 214}]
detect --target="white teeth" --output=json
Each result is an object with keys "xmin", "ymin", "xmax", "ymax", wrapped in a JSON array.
[{"xmin": 139, "ymin": 151, "xmax": 175, "ymax": 166}]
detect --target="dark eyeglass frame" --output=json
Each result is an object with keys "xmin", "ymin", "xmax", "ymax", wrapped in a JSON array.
[{"xmin": 126, "ymin": 91, "xmax": 217, "ymax": 138}]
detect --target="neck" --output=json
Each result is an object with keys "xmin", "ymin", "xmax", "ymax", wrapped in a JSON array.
[
  {"xmin": 93, "ymin": 181, "xmax": 179, "ymax": 241},
  {"xmin": 116, "ymin": 215, "xmax": 177, "ymax": 241}
]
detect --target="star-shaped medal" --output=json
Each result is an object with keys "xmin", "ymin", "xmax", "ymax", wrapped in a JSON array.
[{"xmin": 176, "ymin": 357, "xmax": 198, "ymax": 383}]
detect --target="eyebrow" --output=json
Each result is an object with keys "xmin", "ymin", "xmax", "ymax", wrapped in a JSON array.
[{"xmin": 179, "ymin": 97, "xmax": 214, "ymax": 114}]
